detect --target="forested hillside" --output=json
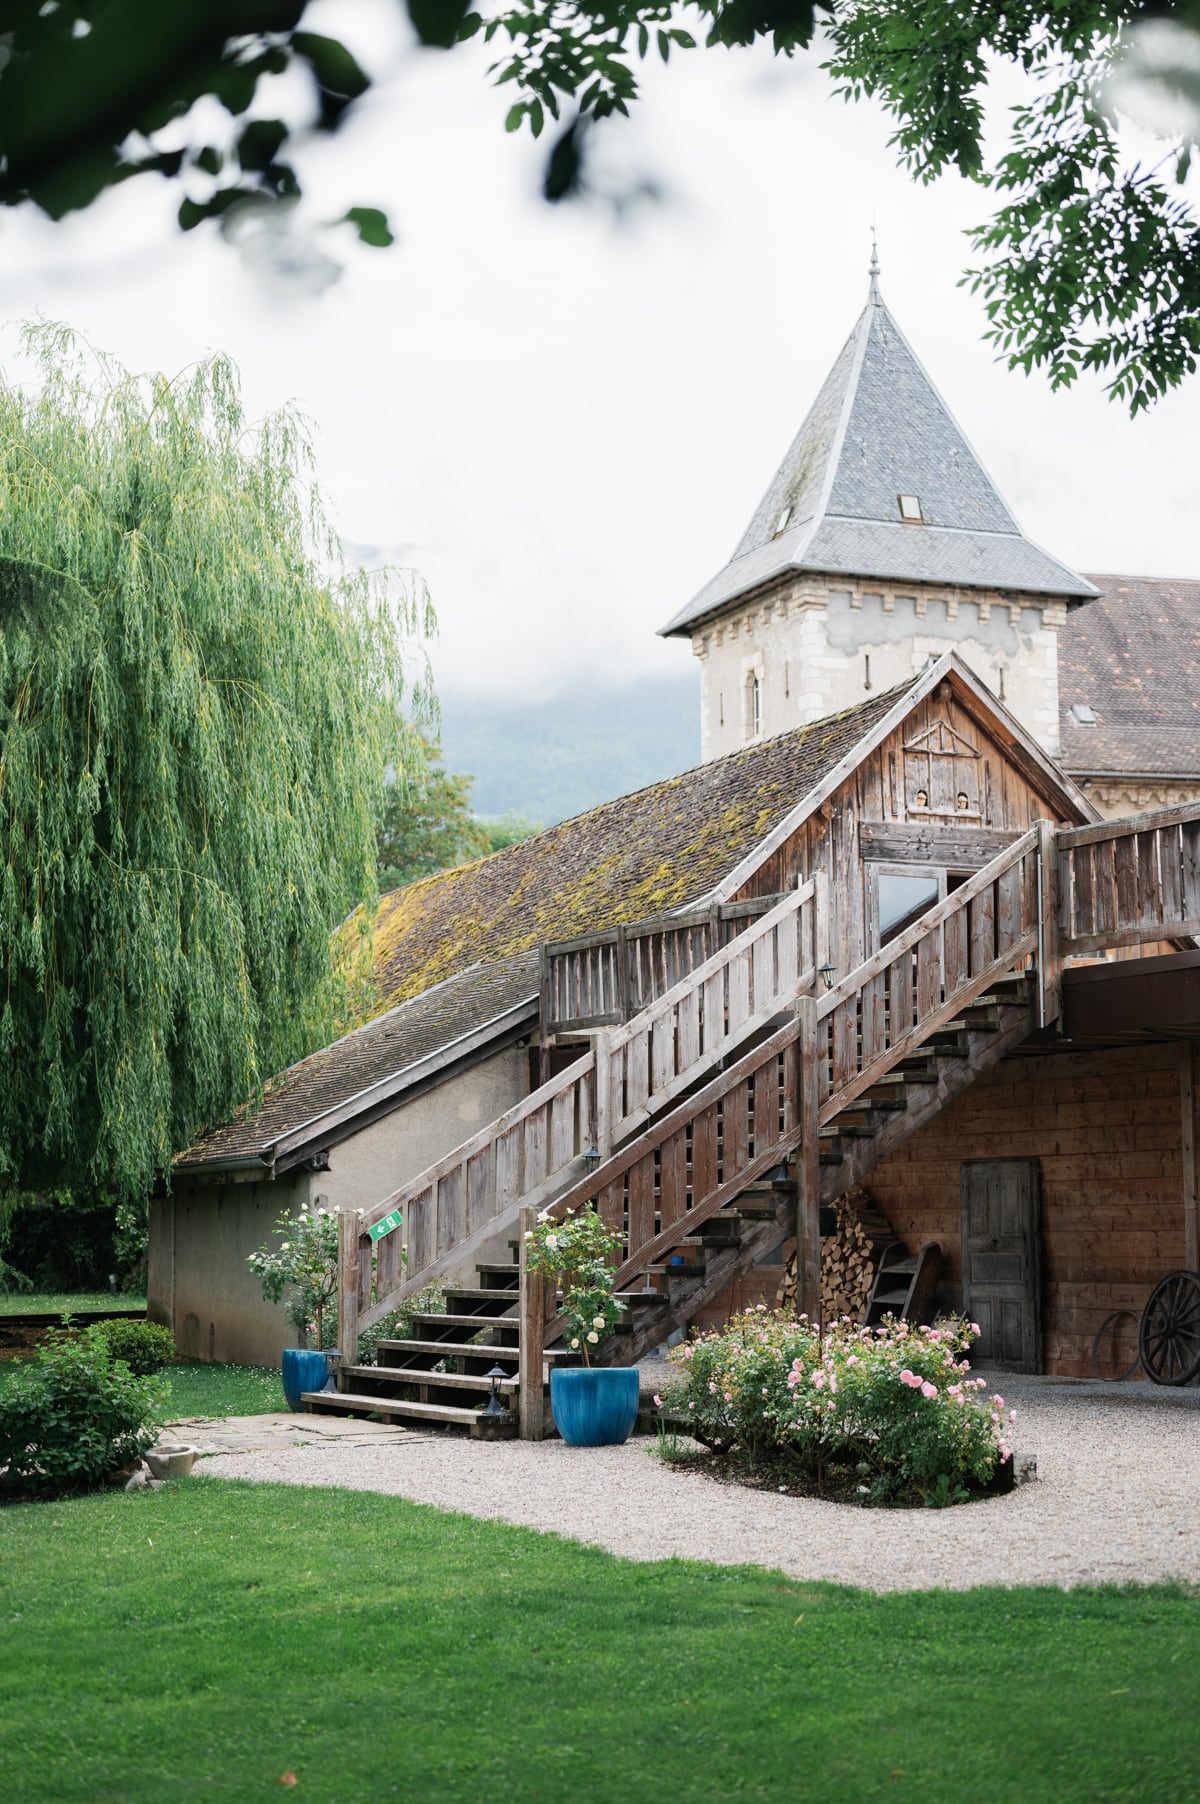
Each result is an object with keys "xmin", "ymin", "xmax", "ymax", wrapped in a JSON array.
[{"xmin": 439, "ymin": 670, "xmax": 699, "ymax": 826}]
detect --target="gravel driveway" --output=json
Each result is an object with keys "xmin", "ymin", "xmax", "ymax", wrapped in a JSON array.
[{"xmin": 193, "ymin": 1375, "xmax": 1200, "ymax": 1593}]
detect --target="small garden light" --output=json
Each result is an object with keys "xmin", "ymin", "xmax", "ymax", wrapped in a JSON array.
[
  {"xmin": 819, "ymin": 961, "xmax": 837, "ymax": 992},
  {"xmin": 482, "ymin": 1364, "xmax": 509, "ymax": 1418}
]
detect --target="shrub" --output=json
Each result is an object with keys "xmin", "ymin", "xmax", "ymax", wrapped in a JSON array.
[
  {"xmin": 0, "ymin": 1326, "xmax": 165, "ymax": 1497},
  {"xmin": 657, "ymin": 1308, "xmax": 1014, "ymax": 1506},
  {"xmin": 524, "ymin": 1207, "xmax": 624, "ymax": 1365},
  {"xmin": 247, "ymin": 1204, "xmax": 341, "ymax": 1349},
  {"xmin": 95, "ymin": 1318, "xmax": 176, "ymax": 1375}
]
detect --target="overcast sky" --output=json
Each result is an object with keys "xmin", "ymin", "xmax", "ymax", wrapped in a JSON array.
[{"xmin": 0, "ymin": 4, "xmax": 1194, "ymax": 708}]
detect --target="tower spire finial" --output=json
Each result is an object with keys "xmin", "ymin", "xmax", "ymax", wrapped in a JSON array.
[{"xmin": 868, "ymin": 225, "xmax": 881, "ymax": 303}]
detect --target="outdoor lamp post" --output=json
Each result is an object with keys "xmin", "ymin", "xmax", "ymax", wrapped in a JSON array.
[{"xmin": 482, "ymin": 1365, "xmax": 509, "ymax": 1418}]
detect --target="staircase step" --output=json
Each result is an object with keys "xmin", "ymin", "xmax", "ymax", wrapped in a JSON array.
[
  {"xmin": 340, "ymin": 1364, "xmax": 518, "ymax": 1393},
  {"xmin": 373, "ymin": 1337, "xmax": 522, "ymax": 1367},
  {"xmin": 476, "ymin": 1263, "xmax": 519, "ymax": 1284},
  {"xmin": 304, "ymin": 1391, "xmax": 508, "ymax": 1427},
  {"xmin": 443, "ymin": 1286, "xmax": 522, "ymax": 1308},
  {"xmin": 409, "ymin": 1312, "xmax": 518, "ymax": 1334}
]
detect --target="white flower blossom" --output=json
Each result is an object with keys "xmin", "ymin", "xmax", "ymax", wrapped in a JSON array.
[{"xmin": 586, "ymin": 1331, "xmax": 599, "ymax": 1344}]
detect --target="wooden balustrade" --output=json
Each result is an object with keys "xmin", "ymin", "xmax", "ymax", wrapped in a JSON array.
[
  {"xmin": 598, "ymin": 876, "xmax": 823, "ymax": 1143},
  {"xmin": 1058, "ymin": 802, "xmax": 1200, "ymax": 955},
  {"xmin": 542, "ymin": 894, "xmax": 788, "ymax": 1032},
  {"xmin": 339, "ymin": 1051, "xmax": 598, "ymax": 1338},
  {"xmin": 813, "ymin": 828, "xmax": 1041, "ymax": 1123},
  {"xmin": 543, "ymin": 1013, "xmax": 805, "ymax": 1294}
]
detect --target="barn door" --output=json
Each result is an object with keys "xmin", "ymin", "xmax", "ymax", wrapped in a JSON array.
[{"xmin": 960, "ymin": 1159, "xmax": 1042, "ymax": 1372}]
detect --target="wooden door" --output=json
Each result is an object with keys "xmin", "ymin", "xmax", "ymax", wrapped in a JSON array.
[{"xmin": 960, "ymin": 1159, "xmax": 1042, "ymax": 1372}]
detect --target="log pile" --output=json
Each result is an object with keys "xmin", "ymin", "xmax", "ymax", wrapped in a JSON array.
[{"xmin": 775, "ymin": 1184, "xmax": 899, "ymax": 1323}]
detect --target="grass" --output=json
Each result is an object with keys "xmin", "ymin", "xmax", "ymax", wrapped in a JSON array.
[
  {"xmin": 1, "ymin": 1479, "xmax": 1197, "ymax": 1804},
  {"xmin": 0, "ymin": 1291, "xmax": 146, "ymax": 1316},
  {"xmin": 160, "ymin": 1362, "xmax": 285, "ymax": 1418},
  {"xmin": 0, "ymin": 1357, "xmax": 285, "ymax": 1418}
]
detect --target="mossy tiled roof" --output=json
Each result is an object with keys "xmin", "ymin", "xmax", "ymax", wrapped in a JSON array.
[
  {"xmin": 366, "ymin": 678, "xmax": 914, "ymax": 1013},
  {"xmin": 176, "ymin": 952, "xmax": 540, "ymax": 1169},
  {"xmin": 178, "ymin": 679, "xmax": 914, "ymax": 1171}
]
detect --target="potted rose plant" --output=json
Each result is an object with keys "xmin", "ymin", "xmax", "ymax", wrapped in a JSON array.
[
  {"xmin": 524, "ymin": 1207, "xmax": 637, "ymax": 1446},
  {"xmin": 247, "ymin": 1204, "xmax": 340, "ymax": 1411}
]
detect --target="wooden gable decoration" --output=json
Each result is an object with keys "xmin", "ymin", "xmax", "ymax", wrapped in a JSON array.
[{"xmin": 903, "ymin": 714, "xmax": 983, "ymax": 821}]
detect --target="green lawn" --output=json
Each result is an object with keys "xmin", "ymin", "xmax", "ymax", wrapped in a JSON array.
[
  {"xmin": 0, "ymin": 1359, "xmax": 285, "ymax": 1418},
  {"xmin": 1, "ymin": 1479, "xmax": 1196, "ymax": 1804},
  {"xmin": 0, "ymin": 1291, "xmax": 146, "ymax": 1315},
  {"xmin": 161, "ymin": 1361, "xmax": 285, "ymax": 1418}
]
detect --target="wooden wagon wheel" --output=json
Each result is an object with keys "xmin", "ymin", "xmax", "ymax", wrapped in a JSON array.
[
  {"xmin": 1091, "ymin": 1309, "xmax": 1142, "ymax": 1381},
  {"xmin": 1138, "ymin": 1270, "xmax": 1200, "ymax": 1387}
]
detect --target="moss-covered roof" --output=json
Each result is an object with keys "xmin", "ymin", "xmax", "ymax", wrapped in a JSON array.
[
  {"xmin": 365, "ymin": 678, "xmax": 914, "ymax": 1013},
  {"xmin": 178, "ymin": 679, "xmax": 914, "ymax": 1171}
]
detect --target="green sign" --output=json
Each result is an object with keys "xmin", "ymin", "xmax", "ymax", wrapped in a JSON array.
[{"xmin": 368, "ymin": 1208, "xmax": 403, "ymax": 1244}]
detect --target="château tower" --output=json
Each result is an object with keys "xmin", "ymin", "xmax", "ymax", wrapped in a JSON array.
[{"xmin": 659, "ymin": 255, "xmax": 1098, "ymax": 765}]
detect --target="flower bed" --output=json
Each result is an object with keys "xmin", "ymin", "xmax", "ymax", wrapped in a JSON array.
[{"xmin": 655, "ymin": 1308, "xmax": 1015, "ymax": 1507}]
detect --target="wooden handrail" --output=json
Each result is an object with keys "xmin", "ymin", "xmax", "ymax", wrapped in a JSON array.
[{"xmin": 337, "ymin": 879, "xmax": 825, "ymax": 1345}]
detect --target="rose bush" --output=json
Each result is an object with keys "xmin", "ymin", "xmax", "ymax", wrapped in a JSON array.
[
  {"xmin": 523, "ymin": 1207, "xmax": 624, "ymax": 1366},
  {"xmin": 657, "ymin": 1308, "xmax": 1014, "ymax": 1506}
]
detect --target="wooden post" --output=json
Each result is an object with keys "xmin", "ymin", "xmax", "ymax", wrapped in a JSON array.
[
  {"xmin": 591, "ymin": 1028, "xmax": 613, "ymax": 1161},
  {"xmin": 1036, "ymin": 820, "xmax": 1061, "ymax": 1029},
  {"xmin": 519, "ymin": 1205, "xmax": 546, "ymax": 1439},
  {"xmin": 795, "ymin": 995, "xmax": 822, "ymax": 1322},
  {"xmin": 810, "ymin": 868, "xmax": 830, "ymax": 990},
  {"xmin": 337, "ymin": 1209, "xmax": 361, "ymax": 1386},
  {"xmin": 1183, "ymin": 1044, "xmax": 1198, "ymax": 1273}
]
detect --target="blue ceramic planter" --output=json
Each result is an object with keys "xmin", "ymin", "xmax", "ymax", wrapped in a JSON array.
[
  {"xmin": 551, "ymin": 1366, "xmax": 639, "ymax": 1446},
  {"xmin": 281, "ymin": 1348, "xmax": 329, "ymax": 1413}
]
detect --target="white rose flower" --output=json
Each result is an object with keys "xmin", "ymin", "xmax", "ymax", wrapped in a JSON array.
[
  {"xmin": 592, "ymin": 1316, "xmax": 606, "ymax": 1329},
  {"xmin": 545, "ymin": 1234, "xmax": 558, "ymax": 1249},
  {"xmin": 586, "ymin": 1331, "xmax": 599, "ymax": 1344},
  {"xmin": 570, "ymin": 1337, "xmax": 580, "ymax": 1349}
]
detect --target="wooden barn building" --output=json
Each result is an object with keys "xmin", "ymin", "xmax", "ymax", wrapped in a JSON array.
[{"xmin": 157, "ymin": 270, "xmax": 1200, "ymax": 1427}]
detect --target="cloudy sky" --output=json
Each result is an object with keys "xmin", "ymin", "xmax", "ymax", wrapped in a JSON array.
[{"xmin": 0, "ymin": 4, "xmax": 1194, "ymax": 709}]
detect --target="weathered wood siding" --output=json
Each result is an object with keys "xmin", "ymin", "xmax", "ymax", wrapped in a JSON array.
[
  {"xmin": 865, "ymin": 1044, "xmax": 1189, "ymax": 1378},
  {"xmin": 731, "ymin": 686, "xmax": 1074, "ymax": 975}
]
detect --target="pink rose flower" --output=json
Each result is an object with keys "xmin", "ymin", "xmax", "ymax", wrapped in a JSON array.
[{"xmin": 920, "ymin": 1380, "xmax": 938, "ymax": 1399}]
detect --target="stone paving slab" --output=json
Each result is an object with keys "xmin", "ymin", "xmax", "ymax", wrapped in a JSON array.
[{"xmin": 165, "ymin": 1411, "xmax": 434, "ymax": 1457}]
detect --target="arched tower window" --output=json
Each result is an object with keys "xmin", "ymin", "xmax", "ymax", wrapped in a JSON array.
[{"xmin": 745, "ymin": 672, "xmax": 761, "ymax": 742}]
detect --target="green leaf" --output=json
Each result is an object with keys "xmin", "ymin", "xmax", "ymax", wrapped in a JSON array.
[
  {"xmin": 292, "ymin": 32, "xmax": 370, "ymax": 100},
  {"xmin": 505, "ymin": 103, "xmax": 526, "ymax": 132},
  {"xmin": 343, "ymin": 206, "xmax": 395, "ymax": 248},
  {"xmin": 406, "ymin": 0, "xmax": 473, "ymax": 51}
]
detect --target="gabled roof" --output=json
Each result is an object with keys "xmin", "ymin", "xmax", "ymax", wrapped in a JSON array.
[
  {"xmin": 178, "ymin": 653, "xmax": 1092, "ymax": 1174},
  {"xmin": 661, "ymin": 275, "xmax": 1097, "ymax": 636},
  {"xmin": 1061, "ymin": 575, "xmax": 1200, "ymax": 777}
]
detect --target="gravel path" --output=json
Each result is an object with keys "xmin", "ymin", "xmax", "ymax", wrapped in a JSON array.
[{"xmin": 195, "ymin": 1376, "xmax": 1200, "ymax": 1593}]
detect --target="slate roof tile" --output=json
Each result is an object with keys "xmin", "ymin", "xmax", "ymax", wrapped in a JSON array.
[{"xmin": 1061, "ymin": 575, "xmax": 1200, "ymax": 776}]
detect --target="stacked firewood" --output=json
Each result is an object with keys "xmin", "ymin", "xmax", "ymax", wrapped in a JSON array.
[{"xmin": 775, "ymin": 1184, "xmax": 898, "ymax": 1323}]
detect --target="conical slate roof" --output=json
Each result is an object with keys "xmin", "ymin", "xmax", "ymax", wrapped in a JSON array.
[{"xmin": 661, "ymin": 272, "xmax": 1097, "ymax": 636}]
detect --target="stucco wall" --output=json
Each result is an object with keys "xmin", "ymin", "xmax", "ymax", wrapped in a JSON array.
[
  {"xmin": 692, "ymin": 579, "xmax": 1067, "ymax": 762},
  {"xmin": 153, "ymin": 1044, "xmax": 529, "ymax": 1364}
]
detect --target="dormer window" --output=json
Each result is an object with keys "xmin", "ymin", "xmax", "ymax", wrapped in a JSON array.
[
  {"xmin": 773, "ymin": 506, "xmax": 792, "ymax": 537},
  {"xmin": 898, "ymin": 494, "xmax": 923, "ymax": 523},
  {"xmin": 1069, "ymin": 702, "xmax": 1097, "ymax": 725}
]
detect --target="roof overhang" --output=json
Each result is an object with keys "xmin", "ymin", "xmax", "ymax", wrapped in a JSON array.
[{"xmin": 172, "ymin": 992, "xmax": 539, "ymax": 1182}]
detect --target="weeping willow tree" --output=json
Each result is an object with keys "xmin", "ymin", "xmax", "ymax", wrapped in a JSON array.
[{"xmin": 0, "ymin": 323, "xmax": 431, "ymax": 1202}]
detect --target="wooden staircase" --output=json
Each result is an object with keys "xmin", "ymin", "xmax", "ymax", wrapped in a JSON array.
[
  {"xmin": 863, "ymin": 1241, "xmax": 945, "ymax": 1330},
  {"xmin": 318, "ymin": 825, "xmax": 1060, "ymax": 1433}
]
